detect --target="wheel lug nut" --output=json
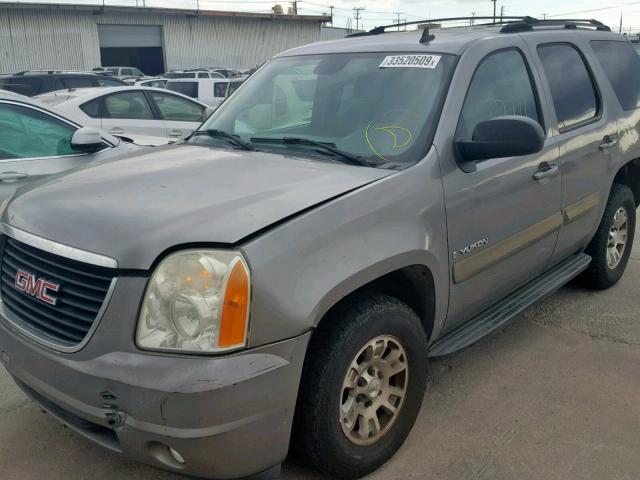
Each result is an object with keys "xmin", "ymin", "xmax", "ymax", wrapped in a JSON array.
[
  {"xmin": 357, "ymin": 378, "xmax": 366, "ymax": 387},
  {"xmin": 367, "ymin": 367, "xmax": 375, "ymax": 375},
  {"xmin": 377, "ymin": 371, "xmax": 383, "ymax": 379},
  {"xmin": 356, "ymin": 394, "xmax": 367, "ymax": 403}
]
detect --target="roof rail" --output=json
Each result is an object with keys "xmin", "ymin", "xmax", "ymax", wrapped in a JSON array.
[
  {"xmin": 500, "ymin": 18, "xmax": 611, "ymax": 33},
  {"xmin": 349, "ymin": 16, "xmax": 611, "ymax": 38}
]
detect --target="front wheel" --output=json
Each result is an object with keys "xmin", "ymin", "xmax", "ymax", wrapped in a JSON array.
[
  {"xmin": 293, "ymin": 293, "xmax": 428, "ymax": 479},
  {"xmin": 582, "ymin": 183, "xmax": 636, "ymax": 289}
]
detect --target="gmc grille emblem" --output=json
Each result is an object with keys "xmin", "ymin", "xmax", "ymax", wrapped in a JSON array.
[{"xmin": 14, "ymin": 270, "xmax": 60, "ymax": 306}]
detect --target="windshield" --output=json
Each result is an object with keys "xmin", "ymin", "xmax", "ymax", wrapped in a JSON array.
[{"xmin": 200, "ymin": 52, "xmax": 455, "ymax": 166}]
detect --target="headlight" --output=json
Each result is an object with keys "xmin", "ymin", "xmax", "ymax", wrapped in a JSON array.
[{"xmin": 136, "ymin": 250, "xmax": 250, "ymax": 353}]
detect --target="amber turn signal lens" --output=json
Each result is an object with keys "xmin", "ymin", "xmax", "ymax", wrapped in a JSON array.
[{"xmin": 218, "ymin": 260, "xmax": 250, "ymax": 348}]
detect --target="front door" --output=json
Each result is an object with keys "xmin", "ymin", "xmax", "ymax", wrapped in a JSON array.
[
  {"xmin": 0, "ymin": 100, "xmax": 92, "ymax": 200},
  {"xmin": 440, "ymin": 43, "xmax": 562, "ymax": 331}
]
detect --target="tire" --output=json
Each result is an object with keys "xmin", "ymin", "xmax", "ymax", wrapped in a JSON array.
[
  {"xmin": 582, "ymin": 183, "xmax": 636, "ymax": 289},
  {"xmin": 292, "ymin": 292, "xmax": 428, "ymax": 479}
]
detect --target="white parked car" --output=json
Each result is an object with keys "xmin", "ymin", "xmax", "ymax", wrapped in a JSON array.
[
  {"xmin": 164, "ymin": 70, "xmax": 225, "ymax": 79},
  {"xmin": 102, "ymin": 66, "xmax": 146, "ymax": 81},
  {"xmin": 165, "ymin": 77, "xmax": 245, "ymax": 107},
  {"xmin": 35, "ymin": 87, "xmax": 212, "ymax": 144},
  {"xmin": 0, "ymin": 90, "xmax": 143, "ymax": 199}
]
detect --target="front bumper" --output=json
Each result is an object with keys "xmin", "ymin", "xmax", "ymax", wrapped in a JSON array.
[{"xmin": 0, "ymin": 318, "xmax": 310, "ymax": 479}]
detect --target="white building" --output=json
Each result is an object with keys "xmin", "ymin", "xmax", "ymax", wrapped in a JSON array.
[{"xmin": 0, "ymin": 2, "xmax": 341, "ymax": 75}]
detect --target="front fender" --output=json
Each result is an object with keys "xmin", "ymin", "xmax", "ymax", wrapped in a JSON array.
[{"xmin": 242, "ymin": 148, "xmax": 450, "ymax": 347}]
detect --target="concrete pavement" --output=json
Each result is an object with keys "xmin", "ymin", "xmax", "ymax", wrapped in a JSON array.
[{"xmin": 1, "ymin": 224, "xmax": 639, "ymax": 480}]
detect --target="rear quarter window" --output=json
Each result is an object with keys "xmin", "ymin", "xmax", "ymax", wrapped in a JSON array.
[
  {"xmin": 81, "ymin": 98, "xmax": 102, "ymax": 118},
  {"xmin": 591, "ymin": 40, "xmax": 640, "ymax": 111}
]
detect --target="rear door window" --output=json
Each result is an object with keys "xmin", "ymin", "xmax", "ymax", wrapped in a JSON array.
[
  {"xmin": 167, "ymin": 81, "xmax": 198, "ymax": 98},
  {"xmin": 81, "ymin": 98, "xmax": 102, "ymax": 118},
  {"xmin": 104, "ymin": 91, "xmax": 154, "ymax": 119},
  {"xmin": 591, "ymin": 40, "xmax": 640, "ymax": 111},
  {"xmin": 150, "ymin": 92, "xmax": 205, "ymax": 121},
  {"xmin": 457, "ymin": 49, "xmax": 540, "ymax": 139},
  {"xmin": 538, "ymin": 43, "xmax": 599, "ymax": 130}
]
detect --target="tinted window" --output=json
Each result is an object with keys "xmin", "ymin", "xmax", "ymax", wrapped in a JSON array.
[
  {"xmin": 458, "ymin": 49, "xmax": 540, "ymax": 139},
  {"xmin": 131, "ymin": 68, "xmax": 143, "ymax": 76},
  {"xmin": 167, "ymin": 81, "xmax": 198, "ymax": 98},
  {"xmin": 0, "ymin": 77, "xmax": 42, "ymax": 96},
  {"xmin": 0, "ymin": 103, "xmax": 79, "ymax": 159},
  {"xmin": 227, "ymin": 81, "xmax": 242, "ymax": 96},
  {"xmin": 97, "ymin": 77, "xmax": 125, "ymax": 87},
  {"xmin": 538, "ymin": 44, "xmax": 598, "ymax": 130},
  {"xmin": 151, "ymin": 92, "xmax": 205, "ymax": 121},
  {"xmin": 62, "ymin": 77, "xmax": 96, "ymax": 89},
  {"xmin": 198, "ymin": 73, "xmax": 208, "ymax": 78},
  {"xmin": 591, "ymin": 40, "xmax": 640, "ymax": 111},
  {"xmin": 81, "ymin": 99, "xmax": 101, "ymax": 118},
  {"xmin": 104, "ymin": 92, "xmax": 154, "ymax": 119},
  {"xmin": 214, "ymin": 82, "xmax": 228, "ymax": 98}
]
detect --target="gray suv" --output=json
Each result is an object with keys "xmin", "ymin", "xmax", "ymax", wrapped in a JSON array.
[{"xmin": 1, "ymin": 17, "xmax": 640, "ymax": 480}]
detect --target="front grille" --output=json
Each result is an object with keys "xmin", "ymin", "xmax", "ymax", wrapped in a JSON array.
[{"xmin": 0, "ymin": 236, "xmax": 116, "ymax": 348}]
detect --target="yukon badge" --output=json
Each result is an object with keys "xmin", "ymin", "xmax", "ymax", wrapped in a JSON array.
[
  {"xmin": 14, "ymin": 270, "xmax": 60, "ymax": 306},
  {"xmin": 453, "ymin": 238, "xmax": 489, "ymax": 259}
]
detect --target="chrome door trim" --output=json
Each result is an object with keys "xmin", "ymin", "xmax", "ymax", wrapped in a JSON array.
[
  {"xmin": 0, "ymin": 223, "xmax": 118, "ymax": 269},
  {"xmin": 453, "ymin": 212, "xmax": 563, "ymax": 283}
]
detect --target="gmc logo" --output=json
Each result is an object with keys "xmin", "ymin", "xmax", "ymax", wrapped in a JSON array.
[{"xmin": 14, "ymin": 270, "xmax": 60, "ymax": 306}]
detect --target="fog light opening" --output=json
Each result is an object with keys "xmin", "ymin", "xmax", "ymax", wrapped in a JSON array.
[{"xmin": 169, "ymin": 447, "xmax": 185, "ymax": 465}]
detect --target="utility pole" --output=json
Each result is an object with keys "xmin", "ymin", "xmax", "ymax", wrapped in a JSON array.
[
  {"xmin": 353, "ymin": 7, "xmax": 365, "ymax": 31},
  {"xmin": 329, "ymin": 5, "xmax": 334, "ymax": 25},
  {"xmin": 500, "ymin": 5, "xmax": 504, "ymax": 24},
  {"xmin": 395, "ymin": 12, "xmax": 401, "ymax": 31},
  {"xmin": 471, "ymin": 12, "xmax": 475, "ymax": 26},
  {"xmin": 491, "ymin": 0, "xmax": 497, "ymax": 23},
  {"xmin": 291, "ymin": 1, "xmax": 298, "ymax": 15},
  {"xmin": 541, "ymin": 13, "xmax": 547, "ymax": 20},
  {"xmin": 619, "ymin": 13, "xmax": 623, "ymax": 34}
]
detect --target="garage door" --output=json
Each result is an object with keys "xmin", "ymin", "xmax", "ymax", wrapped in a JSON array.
[{"xmin": 98, "ymin": 25, "xmax": 165, "ymax": 75}]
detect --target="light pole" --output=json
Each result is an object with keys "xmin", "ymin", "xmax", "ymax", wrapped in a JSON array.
[{"xmin": 491, "ymin": 0, "xmax": 497, "ymax": 23}]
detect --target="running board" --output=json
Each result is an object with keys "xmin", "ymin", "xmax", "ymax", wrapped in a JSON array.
[{"xmin": 428, "ymin": 253, "xmax": 592, "ymax": 358}]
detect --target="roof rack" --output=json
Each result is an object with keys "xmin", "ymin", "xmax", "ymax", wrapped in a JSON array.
[{"xmin": 349, "ymin": 16, "xmax": 611, "ymax": 39}]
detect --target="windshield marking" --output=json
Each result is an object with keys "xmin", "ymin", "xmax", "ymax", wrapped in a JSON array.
[{"xmin": 365, "ymin": 122, "xmax": 413, "ymax": 162}]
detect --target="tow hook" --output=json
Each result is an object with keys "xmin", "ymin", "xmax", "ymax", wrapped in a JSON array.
[{"xmin": 101, "ymin": 390, "xmax": 124, "ymax": 428}]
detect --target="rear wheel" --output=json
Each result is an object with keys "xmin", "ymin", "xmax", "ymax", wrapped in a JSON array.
[
  {"xmin": 582, "ymin": 184, "xmax": 636, "ymax": 289},
  {"xmin": 293, "ymin": 293, "xmax": 428, "ymax": 479}
]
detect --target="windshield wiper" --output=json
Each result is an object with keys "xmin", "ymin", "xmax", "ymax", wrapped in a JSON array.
[
  {"xmin": 251, "ymin": 137, "xmax": 376, "ymax": 167},
  {"xmin": 191, "ymin": 129, "xmax": 254, "ymax": 150}
]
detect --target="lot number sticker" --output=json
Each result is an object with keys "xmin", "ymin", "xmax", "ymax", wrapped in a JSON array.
[{"xmin": 379, "ymin": 55, "xmax": 442, "ymax": 69}]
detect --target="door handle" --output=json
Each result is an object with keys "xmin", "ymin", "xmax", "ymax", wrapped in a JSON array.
[
  {"xmin": 168, "ymin": 130, "xmax": 184, "ymax": 137},
  {"xmin": 108, "ymin": 127, "xmax": 125, "ymax": 135},
  {"xmin": 599, "ymin": 135, "xmax": 618, "ymax": 150},
  {"xmin": 533, "ymin": 163, "xmax": 559, "ymax": 181},
  {"xmin": 0, "ymin": 171, "xmax": 28, "ymax": 183}
]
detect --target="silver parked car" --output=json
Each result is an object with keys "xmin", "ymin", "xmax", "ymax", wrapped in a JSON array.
[
  {"xmin": 36, "ymin": 87, "xmax": 212, "ymax": 144},
  {"xmin": 0, "ymin": 90, "xmax": 142, "ymax": 200},
  {"xmin": 1, "ymin": 16, "xmax": 640, "ymax": 480}
]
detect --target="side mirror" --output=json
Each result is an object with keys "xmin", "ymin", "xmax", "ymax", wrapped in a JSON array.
[
  {"xmin": 455, "ymin": 116, "xmax": 545, "ymax": 172},
  {"xmin": 71, "ymin": 127, "xmax": 104, "ymax": 153}
]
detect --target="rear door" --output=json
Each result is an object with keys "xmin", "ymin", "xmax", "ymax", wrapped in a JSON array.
[
  {"xmin": 522, "ymin": 36, "xmax": 618, "ymax": 265},
  {"xmin": 100, "ymin": 90, "xmax": 167, "ymax": 138},
  {"xmin": 439, "ymin": 39, "xmax": 562, "ymax": 331},
  {"xmin": 147, "ymin": 91, "xmax": 206, "ymax": 139}
]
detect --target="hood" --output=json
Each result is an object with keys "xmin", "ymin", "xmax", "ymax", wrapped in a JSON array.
[{"xmin": 4, "ymin": 144, "xmax": 391, "ymax": 269}]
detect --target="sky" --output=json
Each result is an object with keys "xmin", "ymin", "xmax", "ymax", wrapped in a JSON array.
[{"xmin": 14, "ymin": 0, "xmax": 640, "ymax": 34}]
